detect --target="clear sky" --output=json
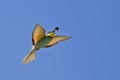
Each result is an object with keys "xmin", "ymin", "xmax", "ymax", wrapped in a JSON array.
[{"xmin": 0, "ymin": 0, "xmax": 119, "ymax": 80}]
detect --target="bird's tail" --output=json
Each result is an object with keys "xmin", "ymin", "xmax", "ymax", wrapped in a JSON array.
[{"xmin": 23, "ymin": 47, "xmax": 37, "ymax": 64}]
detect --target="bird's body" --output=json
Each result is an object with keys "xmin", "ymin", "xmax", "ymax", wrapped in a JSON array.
[
  {"xmin": 35, "ymin": 36, "xmax": 53, "ymax": 49},
  {"xmin": 23, "ymin": 23, "xmax": 71, "ymax": 64}
]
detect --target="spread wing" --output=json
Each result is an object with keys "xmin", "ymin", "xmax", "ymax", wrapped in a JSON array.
[
  {"xmin": 46, "ymin": 36, "xmax": 71, "ymax": 47},
  {"xmin": 32, "ymin": 23, "xmax": 45, "ymax": 45}
]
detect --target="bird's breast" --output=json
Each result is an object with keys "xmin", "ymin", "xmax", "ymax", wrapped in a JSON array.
[{"xmin": 35, "ymin": 36, "xmax": 52, "ymax": 49}]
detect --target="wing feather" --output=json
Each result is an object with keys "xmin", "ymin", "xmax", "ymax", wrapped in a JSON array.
[
  {"xmin": 32, "ymin": 23, "xmax": 45, "ymax": 45},
  {"xmin": 46, "ymin": 36, "xmax": 71, "ymax": 47}
]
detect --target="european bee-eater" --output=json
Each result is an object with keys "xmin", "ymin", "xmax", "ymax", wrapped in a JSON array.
[{"xmin": 23, "ymin": 23, "xmax": 71, "ymax": 64}]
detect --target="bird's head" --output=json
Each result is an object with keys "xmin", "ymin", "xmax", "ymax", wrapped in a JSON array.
[{"xmin": 47, "ymin": 27, "xmax": 59, "ymax": 37}]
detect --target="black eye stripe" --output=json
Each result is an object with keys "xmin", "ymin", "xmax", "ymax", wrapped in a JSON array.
[{"xmin": 48, "ymin": 31, "xmax": 53, "ymax": 34}]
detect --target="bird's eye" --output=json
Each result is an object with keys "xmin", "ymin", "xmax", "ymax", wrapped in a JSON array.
[{"xmin": 55, "ymin": 27, "xmax": 59, "ymax": 31}]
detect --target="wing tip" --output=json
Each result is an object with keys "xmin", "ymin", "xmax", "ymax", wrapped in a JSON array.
[{"xmin": 68, "ymin": 36, "xmax": 72, "ymax": 39}]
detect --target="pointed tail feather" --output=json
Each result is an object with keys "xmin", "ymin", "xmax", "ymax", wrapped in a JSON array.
[{"xmin": 23, "ymin": 49, "xmax": 37, "ymax": 64}]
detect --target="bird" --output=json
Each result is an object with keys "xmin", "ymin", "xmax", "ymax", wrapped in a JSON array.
[{"xmin": 23, "ymin": 23, "xmax": 71, "ymax": 64}]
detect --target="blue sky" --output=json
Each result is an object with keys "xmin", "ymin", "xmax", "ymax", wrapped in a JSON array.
[{"xmin": 0, "ymin": 0, "xmax": 120, "ymax": 80}]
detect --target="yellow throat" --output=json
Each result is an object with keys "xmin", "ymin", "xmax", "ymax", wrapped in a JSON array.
[
  {"xmin": 47, "ymin": 27, "xmax": 59, "ymax": 37},
  {"xmin": 47, "ymin": 31, "xmax": 55, "ymax": 37}
]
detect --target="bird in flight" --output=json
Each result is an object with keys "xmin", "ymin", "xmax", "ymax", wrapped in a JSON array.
[{"xmin": 23, "ymin": 23, "xmax": 71, "ymax": 64}]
